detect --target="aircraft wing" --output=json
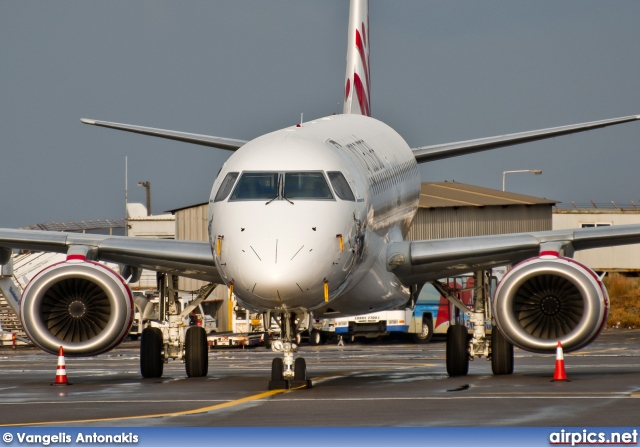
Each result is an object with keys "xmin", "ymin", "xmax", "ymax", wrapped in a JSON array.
[
  {"xmin": 0, "ymin": 229, "xmax": 221, "ymax": 282},
  {"xmin": 80, "ymin": 119, "xmax": 247, "ymax": 151},
  {"xmin": 412, "ymin": 115, "xmax": 640, "ymax": 163},
  {"xmin": 387, "ymin": 224, "xmax": 640, "ymax": 285}
]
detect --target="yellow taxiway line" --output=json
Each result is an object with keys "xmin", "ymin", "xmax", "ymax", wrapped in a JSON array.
[
  {"xmin": 0, "ymin": 364, "xmax": 439, "ymax": 427},
  {"xmin": 0, "ymin": 388, "xmax": 288, "ymax": 427}
]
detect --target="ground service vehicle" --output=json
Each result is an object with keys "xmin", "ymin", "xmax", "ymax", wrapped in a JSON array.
[
  {"xmin": 315, "ymin": 305, "xmax": 436, "ymax": 344},
  {"xmin": 315, "ymin": 273, "xmax": 500, "ymax": 344},
  {"xmin": 208, "ymin": 304, "xmax": 263, "ymax": 348}
]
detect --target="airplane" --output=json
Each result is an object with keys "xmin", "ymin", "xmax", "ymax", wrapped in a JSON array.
[{"xmin": 1, "ymin": 0, "xmax": 640, "ymax": 389}]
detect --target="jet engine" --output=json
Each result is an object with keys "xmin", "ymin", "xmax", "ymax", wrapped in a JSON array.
[
  {"xmin": 20, "ymin": 259, "xmax": 134, "ymax": 356},
  {"xmin": 493, "ymin": 256, "xmax": 608, "ymax": 353}
]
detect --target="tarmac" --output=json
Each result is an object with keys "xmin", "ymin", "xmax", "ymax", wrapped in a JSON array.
[{"xmin": 1, "ymin": 329, "xmax": 639, "ymax": 427}]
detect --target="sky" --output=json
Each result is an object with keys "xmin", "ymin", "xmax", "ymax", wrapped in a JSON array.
[{"xmin": 2, "ymin": 0, "xmax": 640, "ymax": 229}]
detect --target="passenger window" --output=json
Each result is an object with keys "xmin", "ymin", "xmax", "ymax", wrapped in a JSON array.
[
  {"xmin": 229, "ymin": 172, "xmax": 279, "ymax": 200},
  {"xmin": 284, "ymin": 172, "xmax": 333, "ymax": 200},
  {"xmin": 328, "ymin": 172, "xmax": 356, "ymax": 201},
  {"xmin": 214, "ymin": 172, "xmax": 239, "ymax": 202}
]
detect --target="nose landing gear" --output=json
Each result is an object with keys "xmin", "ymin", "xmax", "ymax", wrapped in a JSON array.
[{"xmin": 267, "ymin": 311, "xmax": 312, "ymax": 390}]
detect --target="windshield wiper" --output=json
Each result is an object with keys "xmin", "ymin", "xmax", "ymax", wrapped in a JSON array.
[
  {"xmin": 264, "ymin": 174, "xmax": 294, "ymax": 205},
  {"xmin": 265, "ymin": 174, "xmax": 282, "ymax": 205},
  {"xmin": 281, "ymin": 175, "xmax": 294, "ymax": 204}
]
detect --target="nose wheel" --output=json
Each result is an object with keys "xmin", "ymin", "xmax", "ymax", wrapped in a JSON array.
[
  {"xmin": 267, "ymin": 311, "xmax": 312, "ymax": 390},
  {"xmin": 291, "ymin": 357, "xmax": 311, "ymax": 388},
  {"xmin": 269, "ymin": 357, "xmax": 288, "ymax": 390}
]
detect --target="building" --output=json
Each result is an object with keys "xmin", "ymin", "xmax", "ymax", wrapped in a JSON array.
[
  {"xmin": 407, "ymin": 182, "xmax": 555, "ymax": 240},
  {"xmin": 553, "ymin": 202, "xmax": 640, "ymax": 274},
  {"xmin": 126, "ymin": 203, "xmax": 176, "ymax": 290},
  {"xmin": 169, "ymin": 202, "xmax": 209, "ymax": 292}
]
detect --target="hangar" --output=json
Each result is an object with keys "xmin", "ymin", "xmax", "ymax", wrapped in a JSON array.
[{"xmin": 407, "ymin": 181, "xmax": 555, "ymax": 240}]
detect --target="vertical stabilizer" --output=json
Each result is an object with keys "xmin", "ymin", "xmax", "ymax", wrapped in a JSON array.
[{"xmin": 343, "ymin": 0, "xmax": 370, "ymax": 116}]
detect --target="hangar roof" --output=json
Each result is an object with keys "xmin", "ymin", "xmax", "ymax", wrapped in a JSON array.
[
  {"xmin": 420, "ymin": 182, "xmax": 556, "ymax": 208},
  {"xmin": 167, "ymin": 181, "xmax": 557, "ymax": 213}
]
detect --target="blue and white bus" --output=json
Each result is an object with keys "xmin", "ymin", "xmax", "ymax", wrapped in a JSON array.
[{"xmin": 314, "ymin": 271, "xmax": 502, "ymax": 344}]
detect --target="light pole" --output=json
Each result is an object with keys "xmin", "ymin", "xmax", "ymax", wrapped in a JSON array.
[
  {"xmin": 137, "ymin": 181, "xmax": 151, "ymax": 216},
  {"xmin": 502, "ymin": 169, "xmax": 542, "ymax": 192}
]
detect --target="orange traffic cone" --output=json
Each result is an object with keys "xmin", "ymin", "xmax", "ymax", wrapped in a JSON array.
[
  {"xmin": 51, "ymin": 346, "xmax": 71, "ymax": 386},
  {"xmin": 553, "ymin": 341, "xmax": 567, "ymax": 381}
]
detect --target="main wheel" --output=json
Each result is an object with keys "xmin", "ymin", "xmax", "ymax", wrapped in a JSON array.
[
  {"xmin": 412, "ymin": 317, "xmax": 433, "ymax": 344},
  {"xmin": 446, "ymin": 324, "xmax": 469, "ymax": 377},
  {"xmin": 185, "ymin": 326, "xmax": 208, "ymax": 377},
  {"xmin": 491, "ymin": 327, "xmax": 514, "ymax": 375},
  {"xmin": 308, "ymin": 329, "xmax": 323, "ymax": 346},
  {"xmin": 140, "ymin": 327, "xmax": 163, "ymax": 378},
  {"xmin": 271, "ymin": 357, "xmax": 284, "ymax": 382},
  {"xmin": 294, "ymin": 357, "xmax": 307, "ymax": 381}
]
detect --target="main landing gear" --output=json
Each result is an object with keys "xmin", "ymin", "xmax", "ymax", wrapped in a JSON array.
[
  {"xmin": 432, "ymin": 270, "xmax": 514, "ymax": 378},
  {"xmin": 139, "ymin": 275, "xmax": 214, "ymax": 379},
  {"xmin": 265, "ymin": 310, "xmax": 312, "ymax": 390}
]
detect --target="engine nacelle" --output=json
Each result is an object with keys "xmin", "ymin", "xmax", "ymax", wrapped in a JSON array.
[
  {"xmin": 20, "ymin": 259, "xmax": 134, "ymax": 356},
  {"xmin": 493, "ymin": 256, "xmax": 608, "ymax": 353}
]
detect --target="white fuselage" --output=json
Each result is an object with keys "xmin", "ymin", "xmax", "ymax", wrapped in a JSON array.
[{"xmin": 209, "ymin": 114, "xmax": 420, "ymax": 317}]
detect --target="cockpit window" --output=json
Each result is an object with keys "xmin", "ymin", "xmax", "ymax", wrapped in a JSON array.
[
  {"xmin": 214, "ymin": 172, "xmax": 239, "ymax": 202},
  {"xmin": 284, "ymin": 172, "xmax": 333, "ymax": 200},
  {"xmin": 228, "ymin": 171, "xmax": 335, "ymax": 202},
  {"xmin": 229, "ymin": 172, "xmax": 278, "ymax": 200},
  {"xmin": 327, "ymin": 171, "xmax": 356, "ymax": 201}
]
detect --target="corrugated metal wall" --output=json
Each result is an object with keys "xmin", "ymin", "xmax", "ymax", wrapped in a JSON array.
[
  {"xmin": 175, "ymin": 204, "xmax": 209, "ymax": 291},
  {"xmin": 407, "ymin": 205, "xmax": 551, "ymax": 240}
]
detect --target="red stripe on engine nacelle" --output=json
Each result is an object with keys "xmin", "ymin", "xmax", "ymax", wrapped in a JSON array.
[
  {"xmin": 539, "ymin": 251, "xmax": 559, "ymax": 257},
  {"xmin": 66, "ymin": 254, "xmax": 86, "ymax": 261}
]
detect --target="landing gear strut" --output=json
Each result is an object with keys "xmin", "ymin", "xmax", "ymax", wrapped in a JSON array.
[{"xmin": 266, "ymin": 310, "xmax": 312, "ymax": 390}]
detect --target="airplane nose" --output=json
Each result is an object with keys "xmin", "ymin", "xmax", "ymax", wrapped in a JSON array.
[
  {"xmin": 213, "ymin": 200, "xmax": 359, "ymax": 310},
  {"xmin": 235, "ymin": 237, "xmax": 328, "ymax": 305}
]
